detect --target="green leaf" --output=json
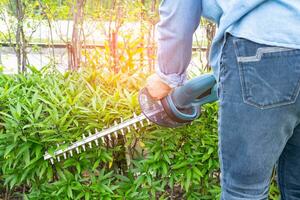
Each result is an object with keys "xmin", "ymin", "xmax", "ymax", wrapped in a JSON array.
[
  {"xmin": 208, "ymin": 147, "xmax": 214, "ymax": 155},
  {"xmin": 16, "ymin": 103, "xmax": 22, "ymax": 118},
  {"xmin": 75, "ymin": 192, "xmax": 85, "ymax": 200},
  {"xmin": 192, "ymin": 166, "xmax": 203, "ymax": 178},
  {"xmin": 24, "ymin": 148, "xmax": 30, "ymax": 166},
  {"xmin": 9, "ymin": 176, "xmax": 18, "ymax": 189},
  {"xmin": 135, "ymin": 175, "xmax": 145, "ymax": 188},
  {"xmin": 4, "ymin": 144, "xmax": 16, "ymax": 158},
  {"xmin": 57, "ymin": 168, "xmax": 67, "ymax": 180},
  {"xmin": 85, "ymin": 192, "xmax": 90, "ymax": 200},
  {"xmin": 167, "ymin": 176, "xmax": 173, "ymax": 190},
  {"xmin": 154, "ymin": 150, "xmax": 161, "ymax": 161},
  {"xmin": 163, "ymin": 153, "xmax": 171, "ymax": 165},
  {"xmin": 0, "ymin": 111, "xmax": 14, "ymax": 120},
  {"xmin": 172, "ymin": 161, "xmax": 189, "ymax": 170},
  {"xmin": 38, "ymin": 162, "xmax": 48, "ymax": 179},
  {"xmin": 92, "ymin": 159, "xmax": 100, "ymax": 170},
  {"xmin": 35, "ymin": 104, "xmax": 43, "ymax": 120},
  {"xmin": 67, "ymin": 186, "xmax": 73, "ymax": 199},
  {"xmin": 162, "ymin": 162, "xmax": 168, "ymax": 175},
  {"xmin": 47, "ymin": 166, "xmax": 53, "ymax": 181},
  {"xmin": 57, "ymin": 186, "xmax": 66, "ymax": 195},
  {"xmin": 76, "ymin": 163, "xmax": 81, "ymax": 174},
  {"xmin": 185, "ymin": 169, "xmax": 192, "ymax": 192},
  {"xmin": 115, "ymin": 174, "xmax": 130, "ymax": 182},
  {"xmin": 20, "ymin": 166, "xmax": 32, "ymax": 182},
  {"xmin": 102, "ymin": 184, "xmax": 114, "ymax": 194}
]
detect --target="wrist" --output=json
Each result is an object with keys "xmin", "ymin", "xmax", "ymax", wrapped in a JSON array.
[{"xmin": 155, "ymin": 67, "xmax": 187, "ymax": 88}]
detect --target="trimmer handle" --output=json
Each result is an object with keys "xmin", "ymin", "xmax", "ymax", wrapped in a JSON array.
[{"xmin": 171, "ymin": 73, "xmax": 218, "ymax": 109}]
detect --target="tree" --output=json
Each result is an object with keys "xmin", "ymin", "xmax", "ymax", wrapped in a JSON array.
[
  {"xmin": 69, "ymin": 0, "xmax": 86, "ymax": 70},
  {"xmin": 14, "ymin": 0, "xmax": 27, "ymax": 72},
  {"xmin": 0, "ymin": 0, "xmax": 42, "ymax": 73}
]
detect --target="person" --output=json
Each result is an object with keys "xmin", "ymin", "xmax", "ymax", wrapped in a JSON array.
[{"xmin": 145, "ymin": 1, "xmax": 300, "ymax": 199}]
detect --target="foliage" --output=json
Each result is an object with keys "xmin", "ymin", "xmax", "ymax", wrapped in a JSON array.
[
  {"xmin": 127, "ymin": 103, "xmax": 220, "ymax": 200},
  {"xmin": 0, "ymin": 66, "xmax": 143, "ymax": 199},
  {"xmin": 0, "ymin": 66, "xmax": 280, "ymax": 199}
]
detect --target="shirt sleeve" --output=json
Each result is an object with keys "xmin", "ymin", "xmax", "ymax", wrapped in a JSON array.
[{"xmin": 156, "ymin": 0, "xmax": 202, "ymax": 88}]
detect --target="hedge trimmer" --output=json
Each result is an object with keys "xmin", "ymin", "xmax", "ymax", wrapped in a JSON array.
[{"xmin": 44, "ymin": 73, "xmax": 218, "ymax": 164}]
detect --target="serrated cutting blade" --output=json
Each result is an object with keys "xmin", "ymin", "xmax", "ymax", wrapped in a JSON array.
[
  {"xmin": 44, "ymin": 88, "xmax": 173, "ymax": 163},
  {"xmin": 44, "ymin": 113, "xmax": 149, "ymax": 162}
]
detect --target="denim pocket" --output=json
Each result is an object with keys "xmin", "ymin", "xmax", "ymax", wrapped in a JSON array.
[{"xmin": 233, "ymin": 38, "xmax": 300, "ymax": 109}]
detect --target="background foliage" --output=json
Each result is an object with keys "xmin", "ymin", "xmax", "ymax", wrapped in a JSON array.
[{"xmin": 0, "ymin": 0, "xmax": 161, "ymax": 72}]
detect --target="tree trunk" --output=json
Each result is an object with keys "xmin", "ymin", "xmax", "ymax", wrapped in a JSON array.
[
  {"xmin": 15, "ymin": 0, "xmax": 22, "ymax": 73},
  {"xmin": 15, "ymin": 0, "xmax": 27, "ymax": 73},
  {"xmin": 205, "ymin": 22, "xmax": 216, "ymax": 71},
  {"xmin": 38, "ymin": 0, "xmax": 56, "ymax": 65},
  {"xmin": 108, "ymin": 0, "xmax": 120, "ymax": 73},
  {"xmin": 140, "ymin": 0, "xmax": 145, "ymax": 68},
  {"xmin": 70, "ymin": 0, "xmax": 85, "ymax": 70},
  {"xmin": 149, "ymin": 0, "xmax": 156, "ymax": 71},
  {"xmin": 21, "ymin": 24, "xmax": 27, "ymax": 72}
]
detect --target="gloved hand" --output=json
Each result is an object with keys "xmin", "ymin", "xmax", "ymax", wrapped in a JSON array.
[{"xmin": 146, "ymin": 74, "xmax": 172, "ymax": 100}]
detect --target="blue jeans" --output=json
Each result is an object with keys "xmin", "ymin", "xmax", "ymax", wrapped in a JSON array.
[{"xmin": 218, "ymin": 34, "xmax": 300, "ymax": 200}]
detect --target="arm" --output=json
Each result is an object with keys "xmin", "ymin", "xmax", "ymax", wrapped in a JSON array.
[
  {"xmin": 146, "ymin": 0, "xmax": 202, "ymax": 100},
  {"xmin": 156, "ymin": 0, "xmax": 202, "ymax": 88}
]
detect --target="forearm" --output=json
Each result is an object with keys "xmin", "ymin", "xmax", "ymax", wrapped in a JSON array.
[{"xmin": 156, "ymin": 0, "xmax": 202, "ymax": 88}]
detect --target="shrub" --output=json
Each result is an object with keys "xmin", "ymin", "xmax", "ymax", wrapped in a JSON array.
[{"xmin": 0, "ymin": 67, "xmax": 279, "ymax": 199}]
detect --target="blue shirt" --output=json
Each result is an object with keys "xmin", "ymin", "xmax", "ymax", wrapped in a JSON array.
[{"xmin": 156, "ymin": 0, "xmax": 300, "ymax": 88}]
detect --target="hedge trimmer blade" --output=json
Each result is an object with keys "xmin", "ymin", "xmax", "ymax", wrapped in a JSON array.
[{"xmin": 44, "ymin": 113, "xmax": 151, "ymax": 164}]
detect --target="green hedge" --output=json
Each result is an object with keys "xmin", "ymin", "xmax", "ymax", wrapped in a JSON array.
[{"xmin": 0, "ymin": 67, "xmax": 279, "ymax": 199}]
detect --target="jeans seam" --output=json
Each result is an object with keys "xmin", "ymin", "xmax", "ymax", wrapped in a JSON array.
[
  {"xmin": 233, "ymin": 38, "xmax": 249, "ymax": 108},
  {"xmin": 218, "ymin": 41, "xmax": 229, "ymax": 101},
  {"xmin": 218, "ymin": 103, "xmax": 226, "ymax": 197},
  {"xmin": 278, "ymin": 156, "xmax": 286, "ymax": 200},
  {"xmin": 219, "ymin": 62, "xmax": 227, "ymax": 99}
]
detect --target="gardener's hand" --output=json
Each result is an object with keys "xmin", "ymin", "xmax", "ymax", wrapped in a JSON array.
[{"xmin": 146, "ymin": 74, "xmax": 172, "ymax": 100}]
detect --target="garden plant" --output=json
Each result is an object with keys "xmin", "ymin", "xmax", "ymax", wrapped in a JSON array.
[{"xmin": 0, "ymin": 64, "xmax": 280, "ymax": 199}]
